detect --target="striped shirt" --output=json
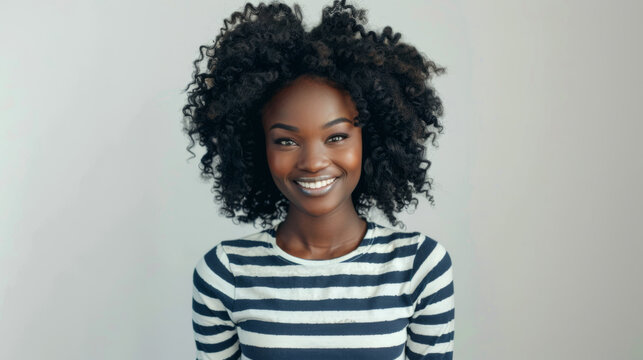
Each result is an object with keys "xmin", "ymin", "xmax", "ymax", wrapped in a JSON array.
[{"xmin": 192, "ymin": 221, "xmax": 455, "ymax": 360}]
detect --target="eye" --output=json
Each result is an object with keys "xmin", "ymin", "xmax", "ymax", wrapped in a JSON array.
[
  {"xmin": 275, "ymin": 138, "xmax": 297, "ymax": 146},
  {"xmin": 327, "ymin": 133, "xmax": 348, "ymax": 143}
]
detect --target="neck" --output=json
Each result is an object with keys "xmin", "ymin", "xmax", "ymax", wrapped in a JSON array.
[{"xmin": 276, "ymin": 200, "xmax": 367, "ymax": 259}]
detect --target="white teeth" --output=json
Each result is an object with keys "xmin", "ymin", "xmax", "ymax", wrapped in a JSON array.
[{"xmin": 296, "ymin": 178, "xmax": 336, "ymax": 189}]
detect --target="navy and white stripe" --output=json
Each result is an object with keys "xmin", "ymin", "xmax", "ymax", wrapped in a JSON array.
[{"xmin": 192, "ymin": 221, "xmax": 454, "ymax": 360}]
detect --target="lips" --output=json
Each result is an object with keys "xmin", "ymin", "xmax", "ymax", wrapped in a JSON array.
[
  {"xmin": 295, "ymin": 177, "xmax": 337, "ymax": 189},
  {"xmin": 292, "ymin": 176, "xmax": 339, "ymax": 195}
]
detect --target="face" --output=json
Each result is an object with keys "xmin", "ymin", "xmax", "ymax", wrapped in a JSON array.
[{"xmin": 261, "ymin": 76, "xmax": 362, "ymax": 218}]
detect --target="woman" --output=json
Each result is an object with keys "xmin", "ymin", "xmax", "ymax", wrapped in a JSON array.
[{"xmin": 183, "ymin": 1, "xmax": 454, "ymax": 359}]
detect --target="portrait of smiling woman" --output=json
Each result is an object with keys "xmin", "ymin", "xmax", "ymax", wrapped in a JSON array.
[
  {"xmin": 183, "ymin": 0, "xmax": 454, "ymax": 358},
  {"xmin": 2, "ymin": 0, "xmax": 642, "ymax": 358}
]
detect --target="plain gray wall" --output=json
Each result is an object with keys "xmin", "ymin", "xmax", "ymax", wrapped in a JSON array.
[{"xmin": 1, "ymin": 0, "xmax": 641, "ymax": 359}]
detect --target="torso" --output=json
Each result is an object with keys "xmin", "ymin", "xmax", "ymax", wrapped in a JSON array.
[{"xmin": 222, "ymin": 221, "xmax": 425, "ymax": 359}]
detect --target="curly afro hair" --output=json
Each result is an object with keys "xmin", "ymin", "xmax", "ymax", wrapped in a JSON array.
[{"xmin": 182, "ymin": 0, "xmax": 445, "ymax": 228}]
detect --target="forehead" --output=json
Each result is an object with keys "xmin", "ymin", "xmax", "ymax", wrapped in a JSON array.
[{"xmin": 262, "ymin": 76, "xmax": 357, "ymax": 123}]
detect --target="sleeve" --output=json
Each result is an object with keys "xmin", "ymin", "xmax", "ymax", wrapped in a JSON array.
[
  {"xmin": 192, "ymin": 244, "xmax": 241, "ymax": 360},
  {"xmin": 405, "ymin": 236, "xmax": 455, "ymax": 360}
]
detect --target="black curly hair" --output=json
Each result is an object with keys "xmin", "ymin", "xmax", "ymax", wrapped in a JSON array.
[{"xmin": 182, "ymin": 0, "xmax": 445, "ymax": 228}]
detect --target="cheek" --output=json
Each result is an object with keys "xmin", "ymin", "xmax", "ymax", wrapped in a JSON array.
[
  {"xmin": 340, "ymin": 141, "xmax": 362, "ymax": 180},
  {"xmin": 343, "ymin": 148, "xmax": 362, "ymax": 173},
  {"xmin": 266, "ymin": 148, "xmax": 292, "ymax": 179}
]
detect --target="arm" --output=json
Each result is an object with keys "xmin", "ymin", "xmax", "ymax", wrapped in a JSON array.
[
  {"xmin": 192, "ymin": 244, "xmax": 240, "ymax": 360},
  {"xmin": 405, "ymin": 237, "xmax": 455, "ymax": 360}
]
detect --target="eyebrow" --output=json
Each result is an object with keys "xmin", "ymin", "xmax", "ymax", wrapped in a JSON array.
[{"xmin": 268, "ymin": 117, "xmax": 352, "ymax": 132}]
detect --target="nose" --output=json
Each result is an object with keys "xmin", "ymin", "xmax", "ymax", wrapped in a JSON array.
[{"xmin": 297, "ymin": 142, "xmax": 330, "ymax": 173}]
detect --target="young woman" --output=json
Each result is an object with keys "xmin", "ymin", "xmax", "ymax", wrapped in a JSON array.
[{"xmin": 183, "ymin": 1, "xmax": 454, "ymax": 359}]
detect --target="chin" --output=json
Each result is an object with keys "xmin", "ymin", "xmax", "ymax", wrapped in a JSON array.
[{"xmin": 292, "ymin": 195, "xmax": 350, "ymax": 218}]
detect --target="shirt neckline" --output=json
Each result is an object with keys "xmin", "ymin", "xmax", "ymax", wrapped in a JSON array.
[{"xmin": 264, "ymin": 219, "xmax": 376, "ymax": 266}]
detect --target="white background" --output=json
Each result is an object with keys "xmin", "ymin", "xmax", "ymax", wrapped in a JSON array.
[{"xmin": 1, "ymin": 0, "xmax": 641, "ymax": 359}]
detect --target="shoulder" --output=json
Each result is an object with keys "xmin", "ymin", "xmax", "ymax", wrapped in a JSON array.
[
  {"xmin": 371, "ymin": 223, "xmax": 449, "ymax": 254},
  {"xmin": 194, "ymin": 228, "xmax": 273, "ymax": 276},
  {"xmin": 369, "ymin": 223, "xmax": 424, "ymax": 248},
  {"xmin": 402, "ymin": 230, "xmax": 453, "ymax": 301},
  {"xmin": 217, "ymin": 228, "xmax": 274, "ymax": 252},
  {"xmin": 370, "ymin": 222, "xmax": 452, "ymax": 272},
  {"xmin": 371, "ymin": 225, "xmax": 455, "ymax": 305},
  {"xmin": 413, "ymin": 233, "xmax": 452, "ymax": 269}
]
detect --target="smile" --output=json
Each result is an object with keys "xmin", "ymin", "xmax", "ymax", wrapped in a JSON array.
[{"xmin": 293, "ymin": 177, "xmax": 338, "ymax": 195}]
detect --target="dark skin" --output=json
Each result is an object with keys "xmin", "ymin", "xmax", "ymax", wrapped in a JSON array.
[{"xmin": 261, "ymin": 75, "xmax": 367, "ymax": 260}]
